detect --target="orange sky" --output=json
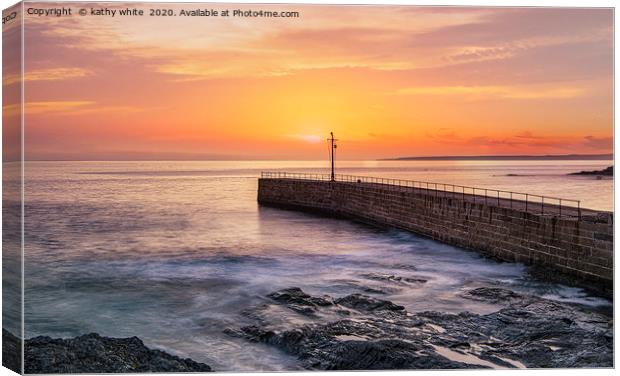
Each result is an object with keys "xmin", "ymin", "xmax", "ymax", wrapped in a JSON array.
[{"xmin": 5, "ymin": 3, "xmax": 614, "ymax": 160}]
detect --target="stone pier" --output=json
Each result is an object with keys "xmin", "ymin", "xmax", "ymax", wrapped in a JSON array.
[{"xmin": 258, "ymin": 175, "xmax": 613, "ymax": 294}]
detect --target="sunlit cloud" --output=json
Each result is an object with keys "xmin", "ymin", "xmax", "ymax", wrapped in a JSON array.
[
  {"xmin": 424, "ymin": 129, "xmax": 613, "ymax": 153},
  {"xmin": 27, "ymin": 67, "xmax": 92, "ymax": 82},
  {"xmin": 2, "ymin": 104, "xmax": 22, "ymax": 118},
  {"xmin": 2, "ymin": 75, "xmax": 21, "ymax": 86},
  {"xmin": 395, "ymin": 85, "xmax": 585, "ymax": 100},
  {"xmin": 22, "ymin": 101, "xmax": 147, "ymax": 116},
  {"xmin": 17, "ymin": 4, "xmax": 613, "ymax": 159},
  {"xmin": 24, "ymin": 101, "xmax": 95, "ymax": 115},
  {"xmin": 21, "ymin": 5, "xmax": 612, "ymax": 82},
  {"xmin": 4, "ymin": 67, "xmax": 93, "ymax": 86},
  {"xmin": 582, "ymin": 136, "xmax": 613, "ymax": 150}
]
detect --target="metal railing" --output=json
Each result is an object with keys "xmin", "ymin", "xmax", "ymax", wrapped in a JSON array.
[{"xmin": 260, "ymin": 171, "xmax": 582, "ymax": 220}]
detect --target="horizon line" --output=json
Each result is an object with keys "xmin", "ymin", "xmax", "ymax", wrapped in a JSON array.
[
  {"xmin": 382, "ymin": 153, "xmax": 613, "ymax": 161},
  {"xmin": 11, "ymin": 152, "xmax": 614, "ymax": 163}
]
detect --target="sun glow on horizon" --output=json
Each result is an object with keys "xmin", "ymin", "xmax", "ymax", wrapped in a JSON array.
[{"xmin": 5, "ymin": 3, "xmax": 611, "ymax": 161}]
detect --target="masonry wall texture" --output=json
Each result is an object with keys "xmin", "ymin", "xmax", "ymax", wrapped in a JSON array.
[{"xmin": 258, "ymin": 178, "xmax": 613, "ymax": 293}]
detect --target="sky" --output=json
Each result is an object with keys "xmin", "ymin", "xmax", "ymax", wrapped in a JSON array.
[{"xmin": 5, "ymin": 2, "xmax": 614, "ymax": 160}]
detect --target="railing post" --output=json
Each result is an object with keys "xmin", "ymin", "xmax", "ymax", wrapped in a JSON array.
[
  {"xmin": 497, "ymin": 191, "xmax": 500, "ymax": 206},
  {"xmin": 559, "ymin": 199, "xmax": 562, "ymax": 217},
  {"xmin": 525, "ymin": 194, "xmax": 528, "ymax": 212},
  {"xmin": 578, "ymin": 201, "xmax": 581, "ymax": 220},
  {"xmin": 541, "ymin": 197, "xmax": 544, "ymax": 215},
  {"xmin": 510, "ymin": 192, "xmax": 513, "ymax": 208},
  {"xmin": 484, "ymin": 189, "xmax": 487, "ymax": 205}
]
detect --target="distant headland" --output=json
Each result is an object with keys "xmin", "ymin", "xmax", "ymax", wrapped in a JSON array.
[
  {"xmin": 569, "ymin": 166, "xmax": 613, "ymax": 176},
  {"xmin": 381, "ymin": 154, "xmax": 613, "ymax": 161}
]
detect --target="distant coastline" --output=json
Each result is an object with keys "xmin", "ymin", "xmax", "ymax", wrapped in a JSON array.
[{"xmin": 381, "ymin": 154, "xmax": 613, "ymax": 161}]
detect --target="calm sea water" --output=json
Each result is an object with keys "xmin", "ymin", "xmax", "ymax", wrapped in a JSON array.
[{"xmin": 19, "ymin": 160, "xmax": 613, "ymax": 371}]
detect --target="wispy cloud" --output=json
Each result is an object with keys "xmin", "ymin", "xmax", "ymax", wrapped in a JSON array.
[
  {"xmin": 582, "ymin": 135, "xmax": 613, "ymax": 150},
  {"xmin": 27, "ymin": 67, "xmax": 92, "ymax": 82},
  {"xmin": 15, "ymin": 5, "xmax": 613, "ymax": 159},
  {"xmin": 395, "ymin": 84, "xmax": 585, "ymax": 100},
  {"xmin": 24, "ymin": 101, "xmax": 95, "ymax": 115},
  {"xmin": 21, "ymin": 101, "xmax": 146, "ymax": 116},
  {"xmin": 425, "ymin": 129, "xmax": 613, "ymax": 153},
  {"xmin": 2, "ymin": 102, "xmax": 96, "ymax": 117},
  {"xmin": 3, "ymin": 67, "xmax": 93, "ymax": 86},
  {"xmin": 25, "ymin": 6, "xmax": 610, "ymax": 80}
]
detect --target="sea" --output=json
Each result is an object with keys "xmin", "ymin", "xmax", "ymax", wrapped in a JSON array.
[{"xmin": 5, "ymin": 160, "xmax": 614, "ymax": 371}]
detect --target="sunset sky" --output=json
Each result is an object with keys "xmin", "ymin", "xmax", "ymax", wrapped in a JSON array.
[{"xmin": 7, "ymin": 3, "xmax": 614, "ymax": 160}]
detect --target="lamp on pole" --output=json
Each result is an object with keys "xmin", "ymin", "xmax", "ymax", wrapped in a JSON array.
[{"xmin": 328, "ymin": 132, "xmax": 338, "ymax": 181}]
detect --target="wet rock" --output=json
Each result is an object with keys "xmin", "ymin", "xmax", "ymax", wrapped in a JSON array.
[
  {"xmin": 236, "ymin": 322, "xmax": 478, "ymax": 370},
  {"xmin": 449, "ymin": 342, "xmax": 470, "ymax": 349},
  {"xmin": 2, "ymin": 329, "xmax": 21, "ymax": 373},
  {"xmin": 23, "ymin": 332, "xmax": 212, "ymax": 373},
  {"xmin": 268, "ymin": 287, "xmax": 334, "ymax": 306},
  {"xmin": 267, "ymin": 287, "xmax": 335, "ymax": 316},
  {"xmin": 461, "ymin": 287, "xmax": 523, "ymax": 304},
  {"xmin": 334, "ymin": 294, "xmax": 405, "ymax": 313},
  {"xmin": 309, "ymin": 339, "xmax": 480, "ymax": 370},
  {"xmin": 230, "ymin": 287, "xmax": 612, "ymax": 370}
]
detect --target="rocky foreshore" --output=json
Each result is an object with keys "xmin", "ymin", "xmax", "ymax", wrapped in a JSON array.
[
  {"xmin": 2, "ymin": 329, "xmax": 21, "ymax": 373},
  {"xmin": 2, "ymin": 329, "xmax": 212, "ymax": 373},
  {"xmin": 4, "ymin": 287, "xmax": 612, "ymax": 372},
  {"xmin": 226, "ymin": 287, "xmax": 613, "ymax": 370}
]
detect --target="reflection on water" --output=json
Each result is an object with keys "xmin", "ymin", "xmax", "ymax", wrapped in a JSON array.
[
  {"xmin": 21, "ymin": 160, "xmax": 612, "ymax": 371},
  {"xmin": 3, "ymin": 162, "xmax": 22, "ymax": 344}
]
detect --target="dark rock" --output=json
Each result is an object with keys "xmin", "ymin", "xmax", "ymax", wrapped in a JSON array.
[
  {"xmin": 449, "ymin": 342, "xmax": 470, "ymax": 349},
  {"xmin": 23, "ymin": 332, "xmax": 212, "ymax": 373},
  {"xmin": 569, "ymin": 166, "xmax": 613, "ymax": 176},
  {"xmin": 267, "ymin": 287, "xmax": 334, "ymax": 315},
  {"xmin": 236, "ymin": 322, "xmax": 478, "ymax": 370},
  {"xmin": 230, "ymin": 287, "xmax": 612, "ymax": 370},
  {"xmin": 335, "ymin": 293, "xmax": 405, "ymax": 313},
  {"xmin": 308, "ymin": 339, "xmax": 480, "ymax": 370},
  {"xmin": 460, "ymin": 287, "xmax": 523, "ymax": 304},
  {"xmin": 3, "ymin": 329, "xmax": 22, "ymax": 373}
]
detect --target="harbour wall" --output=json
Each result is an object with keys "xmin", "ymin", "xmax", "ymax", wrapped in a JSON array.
[{"xmin": 257, "ymin": 178, "xmax": 613, "ymax": 293}]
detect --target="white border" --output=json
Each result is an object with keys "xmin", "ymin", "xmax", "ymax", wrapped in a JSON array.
[{"xmin": 0, "ymin": 1, "xmax": 616, "ymax": 376}]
